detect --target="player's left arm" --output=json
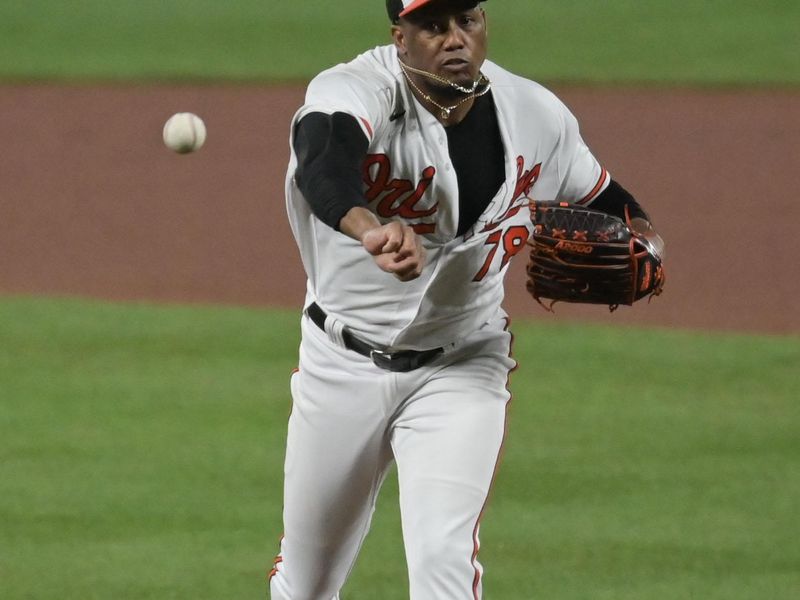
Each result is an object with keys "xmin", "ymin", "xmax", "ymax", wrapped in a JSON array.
[{"xmin": 553, "ymin": 102, "xmax": 665, "ymax": 259}]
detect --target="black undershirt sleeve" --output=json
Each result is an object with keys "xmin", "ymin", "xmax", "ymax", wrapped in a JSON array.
[
  {"xmin": 589, "ymin": 179, "xmax": 650, "ymax": 222},
  {"xmin": 293, "ymin": 112, "xmax": 369, "ymax": 231}
]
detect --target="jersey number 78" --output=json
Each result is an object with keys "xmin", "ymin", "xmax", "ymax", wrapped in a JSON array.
[{"xmin": 472, "ymin": 225, "xmax": 530, "ymax": 282}]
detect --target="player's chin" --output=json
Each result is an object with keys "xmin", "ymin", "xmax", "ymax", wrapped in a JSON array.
[{"xmin": 440, "ymin": 65, "xmax": 476, "ymax": 85}]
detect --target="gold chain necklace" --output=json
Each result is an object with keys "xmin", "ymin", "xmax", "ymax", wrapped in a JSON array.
[
  {"xmin": 399, "ymin": 61, "xmax": 491, "ymax": 121},
  {"xmin": 399, "ymin": 60, "xmax": 486, "ymax": 94}
]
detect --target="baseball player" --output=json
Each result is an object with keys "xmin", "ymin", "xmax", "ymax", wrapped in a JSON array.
[{"xmin": 269, "ymin": 1, "xmax": 664, "ymax": 598}]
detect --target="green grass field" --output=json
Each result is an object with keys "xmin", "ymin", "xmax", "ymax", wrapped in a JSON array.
[
  {"xmin": 2, "ymin": 297, "xmax": 799, "ymax": 599},
  {"xmin": 0, "ymin": 0, "xmax": 798, "ymax": 85}
]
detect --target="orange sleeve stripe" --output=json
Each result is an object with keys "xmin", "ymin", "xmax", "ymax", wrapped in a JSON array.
[
  {"xmin": 359, "ymin": 117, "xmax": 373, "ymax": 139},
  {"xmin": 577, "ymin": 167, "xmax": 608, "ymax": 205}
]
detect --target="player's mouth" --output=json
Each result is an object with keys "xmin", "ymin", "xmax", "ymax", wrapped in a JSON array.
[{"xmin": 441, "ymin": 58, "xmax": 471, "ymax": 74}]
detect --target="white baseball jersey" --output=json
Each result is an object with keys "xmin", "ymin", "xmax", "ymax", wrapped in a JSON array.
[{"xmin": 285, "ymin": 44, "xmax": 608, "ymax": 350}]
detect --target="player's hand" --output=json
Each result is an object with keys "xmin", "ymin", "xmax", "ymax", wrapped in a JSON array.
[{"xmin": 361, "ymin": 222, "xmax": 426, "ymax": 281}]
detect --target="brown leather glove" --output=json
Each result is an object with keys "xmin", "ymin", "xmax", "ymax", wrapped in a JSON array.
[{"xmin": 527, "ymin": 201, "xmax": 665, "ymax": 311}]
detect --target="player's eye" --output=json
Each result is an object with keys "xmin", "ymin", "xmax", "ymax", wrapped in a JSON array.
[{"xmin": 423, "ymin": 21, "xmax": 445, "ymax": 34}]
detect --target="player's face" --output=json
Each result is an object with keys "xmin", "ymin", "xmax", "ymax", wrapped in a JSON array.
[{"xmin": 392, "ymin": 4, "xmax": 488, "ymax": 95}]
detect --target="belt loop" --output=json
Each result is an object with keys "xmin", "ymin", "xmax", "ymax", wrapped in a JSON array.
[{"xmin": 323, "ymin": 314, "xmax": 348, "ymax": 349}]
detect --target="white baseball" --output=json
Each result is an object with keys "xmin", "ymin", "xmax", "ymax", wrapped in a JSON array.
[{"xmin": 162, "ymin": 112, "xmax": 207, "ymax": 154}]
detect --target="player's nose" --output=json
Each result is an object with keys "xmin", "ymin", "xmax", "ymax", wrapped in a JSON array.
[{"xmin": 442, "ymin": 19, "xmax": 467, "ymax": 49}]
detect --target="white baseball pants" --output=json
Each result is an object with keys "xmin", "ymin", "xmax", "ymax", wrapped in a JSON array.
[{"xmin": 269, "ymin": 310, "xmax": 515, "ymax": 599}]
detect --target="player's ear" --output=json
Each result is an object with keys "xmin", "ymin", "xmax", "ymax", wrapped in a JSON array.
[{"xmin": 391, "ymin": 24, "xmax": 407, "ymax": 55}]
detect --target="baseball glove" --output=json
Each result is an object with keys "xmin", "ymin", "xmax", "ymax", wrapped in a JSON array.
[{"xmin": 527, "ymin": 201, "xmax": 665, "ymax": 311}]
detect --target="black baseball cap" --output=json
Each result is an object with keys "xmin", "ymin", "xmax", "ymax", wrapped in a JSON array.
[{"xmin": 386, "ymin": 0, "xmax": 485, "ymax": 23}]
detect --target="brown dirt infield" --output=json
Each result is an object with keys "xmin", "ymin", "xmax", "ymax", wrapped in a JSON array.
[{"xmin": 1, "ymin": 84, "xmax": 798, "ymax": 335}]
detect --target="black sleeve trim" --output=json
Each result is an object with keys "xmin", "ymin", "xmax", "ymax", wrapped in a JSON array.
[
  {"xmin": 293, "ymin": 112, "xmax": 370, "ymax": 231},
  {"xmin": 589, "ymin": 179, "xmax": 650, "ymax": 222}
]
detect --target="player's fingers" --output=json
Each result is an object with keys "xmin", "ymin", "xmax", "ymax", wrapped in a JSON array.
[
  {"xmin": 379, "ymin": 222, "xmax": 405, "ymax": 254},
  {"xmin": 374, "ymin": 243, "xmax": 426, "ymax": 280},
  {"xmin": 361, "ymin": 223, "xmax": 402, "ymax": 256},
  {"xmin": 391, "ymin": 224, "xmax": 421, "ymax": 259},
  {"xmin": 392, "ymin": 226, "xmax": 425, "ymax": 264},
  {"xmin": 365, "ymin": 222, "xmax": 426, "ymax": 280},
  {"xmin": 375, "ymin": 255, "xmax": 422, "ymax": 281},
  {"xmin": 392, "ymin": 257, "xmax": 425, "ymax": 281},
  {"xmin": 360, "ymin": 228, "xmax": 388, "ymax": 256}
]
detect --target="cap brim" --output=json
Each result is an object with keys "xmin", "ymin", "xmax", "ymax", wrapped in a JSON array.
[
  {"xmin": 399, "ymin": 0, "xmax": 485, "ymax": 18},
  {"xmin": 399, "ymin": 0, "xmax": 436, "ymax": 17}
]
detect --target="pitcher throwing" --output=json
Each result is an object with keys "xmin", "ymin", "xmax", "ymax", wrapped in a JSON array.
[{"xmin": 269, "ymin": 1, "xmax": 664, "ymax": 597}]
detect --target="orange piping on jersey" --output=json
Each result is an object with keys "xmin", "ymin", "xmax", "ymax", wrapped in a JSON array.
[
  {"xmin": 267, "ymin": 557, "xmax": 282, "ymax": 581},
  {"xmin": 267, "ymin": 537, "xmax": 284, "ymax": 582},
  {"xmin": 471, "ymin": 317, "xmax": 517, "ymax": 598},
  {"xmin": 577, "ymin": 167, "xmax": 608, "ymax": 205},
  {"xmin": 359, "ymin": 117, "xmax": 374, "ymax": 140}
]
